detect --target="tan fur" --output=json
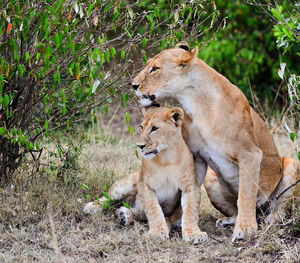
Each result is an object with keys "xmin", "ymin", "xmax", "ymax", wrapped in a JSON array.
[
  {"xmin": 83, "ymin": 107, "xmax": 208, "ymax": 243},
  {"xmin": 132, "ymin": 42, "xmax": 300, "ymax": 240}
]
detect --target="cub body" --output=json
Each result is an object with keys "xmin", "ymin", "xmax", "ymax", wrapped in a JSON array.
[{"xmin": 84, "ymin": 107, "xmax": 207, "ymax": 243}]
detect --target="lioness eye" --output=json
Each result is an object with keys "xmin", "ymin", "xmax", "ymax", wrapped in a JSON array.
[
  {"xmin": 140, "ymin": 125, "xmax": 143, "ymax": 131},
  {"xmin": 150, "ymin": 126, "xmax": 158, "ymax": 133},
  {"xmin": 150, "ymin": 67, "xmax": 159, "ymax": 73}
]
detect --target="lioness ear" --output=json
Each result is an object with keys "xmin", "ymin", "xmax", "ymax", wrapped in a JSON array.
[
  {"xmin": 141, "ymin": 104, "xmax": 161, "ymax": 118},
  {"xmin": 175, "ymin": 41, "xmax": 190, "ymax": 51},
  {"xmin": 165, "ymin": 107, "xmax": 184, "ymax": 126},
  {"xmin": 176, "ymin": 46, "xmax": 199, "ymax": 67}
]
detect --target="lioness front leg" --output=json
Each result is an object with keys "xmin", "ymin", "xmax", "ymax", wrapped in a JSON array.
[
  {"xmin": 233, "ymin": 149, "xmax": 262, "ymax": 241},
  {"xmin": 140, "ymin": 184, "xmax": 169, "ymax": 240},
  {"xmin": 83, "ymin": 171, "xmax": 140, "ymax": 214},
  {"xmin": 181, "ymin": 185, "xmax": 208, "ymax": 243}
]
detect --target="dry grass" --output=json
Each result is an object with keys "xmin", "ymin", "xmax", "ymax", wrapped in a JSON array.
[{"xmin": 0, "ymin": 119, "xmax": 299, "ymax": 263}]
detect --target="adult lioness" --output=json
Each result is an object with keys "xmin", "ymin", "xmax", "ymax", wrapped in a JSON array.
[
  {"xmin": 132, "ymin": 42, "xmax": 299, "ymax": 240},
  {"xmin": 84, "ymin": 107, "xmax": 208, "ymax": 243}
]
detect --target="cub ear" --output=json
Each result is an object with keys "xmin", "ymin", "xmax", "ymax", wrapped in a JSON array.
[
  {"xmin": 141, "ymin": 104, "xmax": 161, "ymax": 118},
  {"xmin": 165, "ymin": 107, "xmax": 184, "ymax": 126},
  {"xmin": 175, "ymin": 46, "xmax": 199, "ymax": 67},
  {"xmin": 175, "ymin": 41, "xmax": 190, "ymax": 51}
]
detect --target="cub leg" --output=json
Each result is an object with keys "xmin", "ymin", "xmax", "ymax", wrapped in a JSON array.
[
  {"xmin": 233, "ymin": 148, "xmax": 263, "ymax": 241},
  {"xmin": 266, "ymin": 157, "xmax": 300, "ymax": 223},
  {"xmin": 83, "ymin": 171, "xmax": 140, "ymax": 214},
  {"xmin": 203, "ymin": 170, "xmax": 238, "ymax": 228},
  {"xmin": 139, "ymin": 183, "xmax": 169, "ymax": 240},
  {"xmin": 181, "ymin": 185, "xmax": 208, "ymax": 243}
]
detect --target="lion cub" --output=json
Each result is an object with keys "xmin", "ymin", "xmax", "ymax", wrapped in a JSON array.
[{"xmin": 83, "ymin": 107, "xmax": 207, "ymax": 243}]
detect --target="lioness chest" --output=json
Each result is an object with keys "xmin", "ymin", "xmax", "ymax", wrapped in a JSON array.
[
  {"xmin": 143, "ymin": 164, "xmax": 182, "ymax": 216},
  {"xmin": 183, "ymin": 120, "xmax": 239, "ymax": 194}
]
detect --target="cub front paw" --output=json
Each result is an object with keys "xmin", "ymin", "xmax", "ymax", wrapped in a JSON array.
[
  {"xmin": 115, "ymin": 206, "xmax": 133, "ymax": 226},
  {"xmin": 183, "ymin": 228, "xmax": 208, "ymax": 244},
  {"xmin": 232, "ymin": 220, "xmax": 257, "ymax": 242},
  {"xmin": 148, "ymin": 226, "xmax": 169, "ymax": 240},
  {"xmin": 83, "ymin": 201, "xmax": 101, "ymax": 214}
]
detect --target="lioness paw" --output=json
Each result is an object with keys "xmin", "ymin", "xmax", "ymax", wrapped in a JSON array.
[
  {"xmin": 183, "ymin": 228, "xmax": 208, "ymax": 244},
  {"xmin": 232, "ymin": 221, "xmax": 257, "ymax": 242},
  {"xmin": 116, "ymin": 206, "xmax": 133, "ymax": 226},
  {"xmin": 83, "ymin": 201, "xmax": 101, "ymax": 214}
]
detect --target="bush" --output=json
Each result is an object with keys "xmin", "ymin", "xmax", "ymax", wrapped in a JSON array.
[
  {"xmin": 197, "ymin": 0, "xmax": 299, "ymax": 105},
  {"xmin": 0, "ymin": 0, "xmax": 218, "ymax": 182}
]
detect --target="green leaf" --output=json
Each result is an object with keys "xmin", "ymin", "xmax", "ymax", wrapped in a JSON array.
[
  {"xmin": 61, "ymin": 105, "xmax": 66, "ymax": 115},
  {"xmin": 54, "ymin": 33, "xmax": 60, "ymax": 48},
  {"xmin": 123, "ymin": 202, "xmax": 130, "ymax": 209},
  {"xmin": 129, "ymin": 126, "xmax": 133, "ymax": 136},
  {"xmin": 102, "ymin": 191, "xmax": 111, "ymax": 201},
  {"xmin": 81, "ymin": 184, "xmax": 89, "ymax": 190},
  {"xmin": 88, "ymin": 4, "xmax": 95, "ymax": 16},
  {"xmin": 142, "ymin": 37, "xmax": 147, "ymax": 48},
  {"xmin": 25, "ymin": 52, "xmax": 29, "ymax": 62},
  {"xmin": 36, "ymin": 52, "xmax": 40, "ymax": 62},
  {"xmin": 2, "ymin": 95, "xmax": 9, "ymax": 109},
  {"xmin": 105, "ymin": 50, "xmax": 110, "ymax": 63},
  {"xmin": 18, "ymin": 64, "xmax": 24, "ymax": 77},
  {"xmin": 21, "ymin": 136, "xmax": 26, "ymax": 145},
  {"xmin": 161, "ymin": 39, "xmax": 166, "ymax": 50},
  {"xmin": 121, "ymin": 92, "xmax": 128, "ymax": 109},
  {"xmin": 121, "ymin": 50, "xmax": 125, "ymax": 60},
  {"xmin": 290, "ymin": 132, "xmax": 295, "ymax": 141},
  {"xmin": 111, "ymin": 47, "xmax": 116, "ymax": 59},
  {"xmin": 0, "ymin": 127, "xmax": 6, "ymax": 136},
  {"xmin": 125, "ymin": 112, "xmax": 130, "ymax": 125},
  {"xmin": 271, "ymin": 8, "xmax": 281, "ymax": 21},
  {"xmin": 26, "ymin": 142, "xmax": 33, "ymax": 151},
  {"xmin": 143, "ymin": 54, "xmax": 147, "ymax": 65},
  {"xmin": 45, "ymin": 119, "xmax": 48, "ymax": 130},
  {"xmin": 135, "ymin": 149, "xmax": 139, "ymax": 159},
  {"xmin": 75, "ymin": 63, "xmax": 80, "ymax": 80},
  {"xmin": 104, "ymin": 105, "xmax": 108, "ymax": 116}
]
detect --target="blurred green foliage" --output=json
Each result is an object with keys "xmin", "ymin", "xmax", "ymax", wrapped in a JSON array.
[{"xmin": 197, "ymin": 0, "xmax": 299, "ymax": 103}]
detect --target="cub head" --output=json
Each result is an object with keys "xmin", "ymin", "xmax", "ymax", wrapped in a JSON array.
[
  {"xmin": 132, "ymin": 42, "xmax": 198, "ymax": 106},
  {"xmin": 137, "ymin": 107, "xmax": 184, "ymax": 159}
]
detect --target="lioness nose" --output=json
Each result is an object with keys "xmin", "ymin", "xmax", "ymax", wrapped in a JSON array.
[
  {"xmin": 137, "ymin": 143, "xmax": 146, "ymax": 150},
  {"xmin": 132, "ymin": 84, "xmax": 140, "ymax": 90}
]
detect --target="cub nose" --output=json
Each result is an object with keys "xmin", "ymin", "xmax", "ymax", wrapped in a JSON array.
[
  {"xmin": 132, "ymin": 84, "xmax": 140, "ymax": 90},
  {"xmin": 137, "ymin": 143, "xmax": 146, "ymax": 150}
]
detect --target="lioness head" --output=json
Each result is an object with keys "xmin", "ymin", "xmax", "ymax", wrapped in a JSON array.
[
  {"xmin": 137, "ymin": 107, "xmax": 184, "ymax": 159},
  {"xmin": 132, "ymin": 42, "xmax": 198, "ymax": 106}
]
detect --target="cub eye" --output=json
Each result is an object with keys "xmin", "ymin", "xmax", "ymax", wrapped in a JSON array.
[
  {"xmin": 139, "ymin": 125, "xmax": 143, "ymax": 131},
  {"xmin": 150, "ymin": 126, "xmax": 158, "ymax": 133},
  {"xmin": 150, "ymin": 67, "xmax": 159, "ymax": 73}
]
